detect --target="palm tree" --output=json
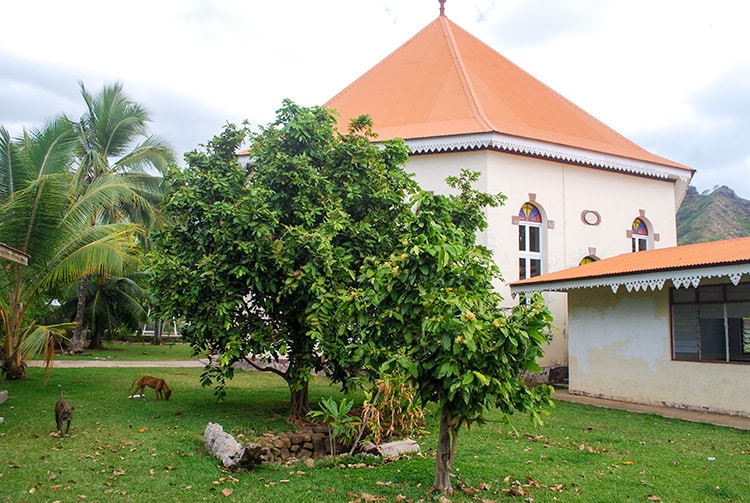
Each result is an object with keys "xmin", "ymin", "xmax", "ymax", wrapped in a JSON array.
[
  {"xmin": 49, "ymin": 272, "xmax": 149, "ymax": 349},
  {"xmin": 0, "ymin": 121, "xmax": 142, "ymax": 378},
  {"xmin": 68, "ymin": 82, "xmax": 174, "ymax": 350}
]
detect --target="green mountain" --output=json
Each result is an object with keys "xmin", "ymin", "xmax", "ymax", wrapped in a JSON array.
[{"xmin": 677, "ymin": 186, "xmax": 750, "ymax": 244}]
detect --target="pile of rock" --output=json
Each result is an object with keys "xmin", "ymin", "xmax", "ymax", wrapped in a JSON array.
[
  {"xmin": 256, "ymin": 427, "xmax": 332, "ymax": 462},
  {"xmin": 204, "ymin": 422, "xmax": 420, "ymax": 470}
]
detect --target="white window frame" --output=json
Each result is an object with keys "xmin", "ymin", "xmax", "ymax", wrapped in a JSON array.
[{"xmin": 519, "ymin": 220, "xmax": 543, "ymax": 280}]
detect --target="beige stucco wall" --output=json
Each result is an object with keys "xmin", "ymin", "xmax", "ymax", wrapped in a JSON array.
[
  {"xmin": 568, "ymin": 286, "xmax": 750, "ymax": 417},
  {"xmin": 404, "ymin": 150, "xmax": 681, "ymax": 368}
]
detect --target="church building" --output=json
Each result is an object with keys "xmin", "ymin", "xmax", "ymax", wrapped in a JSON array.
[{"xmin": 324, "ymin": 2, "xmax": 695, "ymax": 377}]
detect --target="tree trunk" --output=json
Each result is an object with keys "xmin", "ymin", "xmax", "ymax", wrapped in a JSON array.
[
  {"xmin": 68, "ymin": 275, "xmax": 89, "ymax": 353},
  {"xmin": 152, "ymin": 318, "xmax": 163, "ymax": 345},
  {"xmin": 433, "ymin": 407, "xmax": 457, "ymax": 493},
  {"xmin": 3, "ymin": 294, "xmax": 27, "ymax": 380},
  {"xmin": 89, "ymin": 329, "xmax": 103, "ymax": 350},
  {"xmin": 289, "ymin": 379, "xmax": 310, "ymax": 418}
]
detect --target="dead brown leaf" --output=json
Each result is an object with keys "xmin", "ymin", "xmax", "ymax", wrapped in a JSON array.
[
  {"xmin": 646, "ymin": 496, "xmax": 661, "ymax": 501},
  {"xmin": 361, "ymin": 493, "xmax": 386, "ymax": 502},
  {"xmin": 222, "ymin": 488, "xmax": 233, "ymax": 497},
  {"xmin": 525, "ymin": 476, "xmax": 543, "ymax": 487}
]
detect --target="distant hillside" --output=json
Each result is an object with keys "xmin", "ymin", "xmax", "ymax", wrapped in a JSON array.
[{"xmin": 677, "ymin": 186, "xmax": 750, "ymax": 244}]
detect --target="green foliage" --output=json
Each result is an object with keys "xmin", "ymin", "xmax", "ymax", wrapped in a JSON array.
[
  {"xmin": 150, "ymin": 101, "xmax": 417, "ymax": 414},
  {"xmin": 337, "ymin": 169, "xmax": 553, "ymax": 491},
  {"xmin": 307, "ymin": 396, "xmax": 362, "ymax": 450},
  {"xmin": 47, "ymin": 273, "xmax": 149, "ymax": 345},
  {"xmin": 0, "ymin": 82, "xmax": 173, "ymax": 376},
  {"xmin": 0, "ymin": 117, "xmax": 145, "ymax": 377}
]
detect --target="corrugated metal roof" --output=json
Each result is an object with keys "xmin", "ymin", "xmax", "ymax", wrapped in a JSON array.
[
  {"xmin": 509, "ymin": 237, "xmax": 750, "ymax": 289},
  {"xmin": 325, "ymin": 14, "xmax": 688, "ymax": 171}
]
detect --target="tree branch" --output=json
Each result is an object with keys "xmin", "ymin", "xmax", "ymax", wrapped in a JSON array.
[{"xmin": 242, "ymin": 355, "xmax": 289, "ymax": 382}]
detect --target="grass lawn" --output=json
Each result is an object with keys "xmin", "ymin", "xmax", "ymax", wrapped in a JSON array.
[
  {"xmin": 44, "ymin": 341, "xmax": 199, "ymax": 362},
  {"xmin": 1, "ymin": 367, "xmax": 750, "ymax": 502}
]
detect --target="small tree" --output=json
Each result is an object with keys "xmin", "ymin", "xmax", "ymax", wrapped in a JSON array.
[
  {"xmin": 338, "ymin": 170, "xmax": 554, "ymax": 493},
  {"xmin": 150, "ymin": 101, "xmax": 416, "ymax": 416}
]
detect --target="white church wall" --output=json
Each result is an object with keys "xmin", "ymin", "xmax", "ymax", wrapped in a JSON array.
[{"xmin": 401, "ymin": 149, "xmax": 682, "ymax": 374}]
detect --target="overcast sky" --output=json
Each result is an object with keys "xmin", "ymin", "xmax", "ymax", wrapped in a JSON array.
[{"xmin": 2, "ymin": 1, "xmax": 749, "ymax": 198}]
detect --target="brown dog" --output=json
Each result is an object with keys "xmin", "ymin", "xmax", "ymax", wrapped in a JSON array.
[
  {"xmin": 55, "ymin": 388, "xmax": 73, "ymax": 437},
  {"xmin": 128, "ymin": 375, "xmax": 172, "ymax": 401}
]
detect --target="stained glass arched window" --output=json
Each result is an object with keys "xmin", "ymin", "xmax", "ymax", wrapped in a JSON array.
[
  {"xmin": 631, "ymin": 217, "xmax": 648, "ymax": 252},
  {"xmin": 519, "ymin": 203, "xmax": 543, "ymax": 279},
  {"xmin": 519, "ymin": 202, "xmax": 542, "ymax": 222},
  {"xmin": 579, "ymin": 255, "xmax": 598, "ymax": 265}
]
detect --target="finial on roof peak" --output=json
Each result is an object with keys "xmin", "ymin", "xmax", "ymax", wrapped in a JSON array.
[{"xmin": 439, "ymin": 0, "xmax": 446, "ymax": 16}]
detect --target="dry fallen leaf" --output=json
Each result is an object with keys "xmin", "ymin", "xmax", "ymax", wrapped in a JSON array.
[
  {"xmin": 646, "ymin": 496, "xmax": 661, "ymax": 501},
  {"xmin": 222, "ymin": 488, "xmax": 233, "ymax": 497}
]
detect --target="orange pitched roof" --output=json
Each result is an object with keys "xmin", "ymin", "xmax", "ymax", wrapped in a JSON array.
[
  {"xmin": 326, "ymin": 14, "xmax": 687, "ymax": 170},
  {"xmin": 509, "ymin": 237, "xmax": 750, "ymax": 291}
]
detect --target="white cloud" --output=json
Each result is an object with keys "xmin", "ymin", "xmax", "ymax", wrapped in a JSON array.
[{"xmin": 2, "ymin": 0, "xmax": 749, "ymax": 197}]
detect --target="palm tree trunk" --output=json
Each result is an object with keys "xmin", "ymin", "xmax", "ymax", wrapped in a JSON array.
[
  {"xmin": 2, "ymin": 294, "xmax": 27, "ymax": 380},
  {"xmin": 68, "ymin": 275, "xmax": 89, "ymax": 353},
  {"xmin": 152, "ymin": 318, "xmax": 163, "ymax": 345}
]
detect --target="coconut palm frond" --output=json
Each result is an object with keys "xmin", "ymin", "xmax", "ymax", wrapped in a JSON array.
[
  {"xmin": 114, "ymin": 135, "xmax": 175, "ymax": 175},
  {"xmin": 19, "ymin": 322, "xmax": 75, "ymax": 371},
  {"xmin": 20, "ymin": 116, "xmax": 77, "ymax": 179}
]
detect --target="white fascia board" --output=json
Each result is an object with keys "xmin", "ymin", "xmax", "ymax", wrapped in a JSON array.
[
  {"xmin": 397, "ymin": 133, "xmax": 692, "ymax": 183},
  {"xmin": 509, "ymin": 264, "xmax": 750, "ymax": 296}
]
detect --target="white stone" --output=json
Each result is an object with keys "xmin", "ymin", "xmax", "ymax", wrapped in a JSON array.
[{"xmin": 204, "ymin": 422, "xmax": 245, "ymax": 468}]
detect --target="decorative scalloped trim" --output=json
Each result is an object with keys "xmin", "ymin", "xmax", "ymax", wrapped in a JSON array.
[
  {"xmin": 511, "ymin": 265, "xmax": 750, "ymax": 296},
  {"xmin": 404, "ymin": 133, "xmax": 692, "ymax": 182}
]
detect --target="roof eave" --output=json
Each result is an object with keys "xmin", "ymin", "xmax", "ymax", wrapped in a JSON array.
[
  {"xmin": 393, "ymin": 132, "xmax": 693, "ymax": 182},
  {"xmin": 509, "ymin": 263, "xmax": 750, "ymax": 296}
]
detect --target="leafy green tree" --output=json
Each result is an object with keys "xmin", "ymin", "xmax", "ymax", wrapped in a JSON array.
[
  {"xmin": 68, "ymin": 82, "xmax": 173, "ymax": 350},
  {"xmin": 338, "ymin": 170, "xmax": 554, "ymax": 493},
  {"xmin": 150, "ymin": 101, "xmax": 416, "ymax": 416},
  {"xmin": 0, "ymin": 120, "xmax": 142, "ymax": 379}
]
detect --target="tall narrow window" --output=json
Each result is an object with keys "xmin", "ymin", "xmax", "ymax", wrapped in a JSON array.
[
  {"xmin": 519, "ymin": 203, "xmax": 542, "ymax": 279},
  {"xmin": 631, "ymin": 217, "xmax": 648, "ymax": 252}
]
